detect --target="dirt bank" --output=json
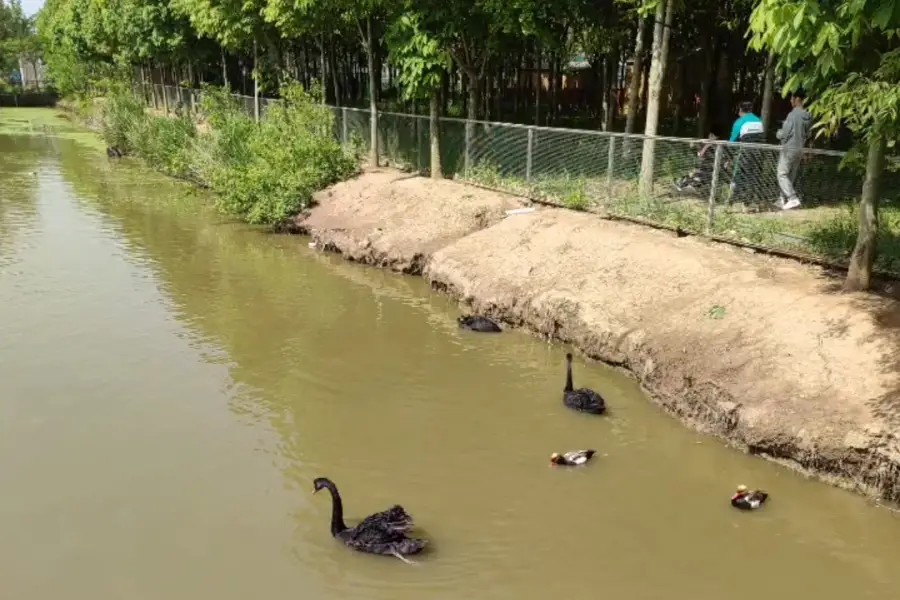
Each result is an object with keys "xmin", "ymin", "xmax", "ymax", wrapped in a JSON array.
[{"xmin": 296, "ymin": 168, "xmax": 900, "ymax": 503}]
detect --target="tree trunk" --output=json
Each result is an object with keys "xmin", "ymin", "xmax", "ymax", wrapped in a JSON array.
[
  {"xmin": 319, "ymin": 36, "xmax": 327, "ymax": 104},
  {"xmin": 844, "ymin": 135, "xmax": 887, "ymax": 291},
  {"xmin": 253, "ymin": 39, "xmax": 260, "ymax": 122},
  {"xmin": 606, "ymin": 47, "xmax": 618, "ymax": 132},
  {"xmin": 534, "ymin": 43, "xmax": 541, "ymax": 125},
  {"xmin": 638, "ymin": 0, "xmax": 674, "ymax": 199},
  {"xmin": 697, "ymin": 35, "xmax": 715, "ymax": 137},
  {"xmin": 329, "ymin": 40, "xmax": 341, "ymax": 105},
  {"xmin": 430, "ymin": 88, "xmax": 442, "ymax": 178},
  {"xmin": 549, "ymin": 53, "xmax": 558, "ymax": 124},
  {"xmin": 672, "ymin": 58, "xmax": 686, "ymax": 134},
  {"xmin": 364, "ymin": 17, "xmax": 379, "ymax": 166},
  {"xmin": 161, "ymin": 62, "xmax": 170, "ymax": 115},
  {"xmin": 760, "ymin": 52, "xmax": 775, "ymax": 138},
  {"xmin": 221, "ymin": 48, "xmax": 229, "ymax": 90},
  {"xmin": 625, "ymin": 17, "xmax": 646, "ymax": 135},
  {"xmin": 714, "ymin": 43, "xmax": 731, "ymax": 139},
  {"xmin": 465, "ymin": 70, "xmax": 478, "ymax": 174}
]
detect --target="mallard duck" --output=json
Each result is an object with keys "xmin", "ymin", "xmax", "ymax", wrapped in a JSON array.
[
  {"xmin": 549, "ymin": 449, "xmax": 596, "ymax": 466},
  {"xmin": 313, "ymin": 477, "xmax": 428, "ymax": 563},
  {"xmin": 457, "ymin": 315, "xmax": 502, "ymax": 332},
  {"xmin": 563, "ymin": 353, "xmax": 606, "ymax": 414},
  {"xmin": 731, "ymin": 485, "xmax": 769, "ymax": 510}
]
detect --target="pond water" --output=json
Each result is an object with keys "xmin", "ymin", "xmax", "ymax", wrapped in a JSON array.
[{"xmin": 1, "ymin": 109, "xmax": 899, "ymax": 600}]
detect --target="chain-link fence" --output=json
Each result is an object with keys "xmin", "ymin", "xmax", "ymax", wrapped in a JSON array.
[{"xmin": 134, "ymin": 83, "xmax": 900, "ymax": 272}]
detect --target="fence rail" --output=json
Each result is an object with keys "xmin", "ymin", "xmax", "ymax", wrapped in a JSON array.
[{"xmin": 133, "ymin": 83, "xmax": 900, "ymax": 275}]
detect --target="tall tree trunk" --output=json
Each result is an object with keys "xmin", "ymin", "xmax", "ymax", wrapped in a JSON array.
[
  {"xmin": 160, "ymin": 62, "xmax": 170, "ymax": 115},
  {"xmin": 845, "ymin": 135, "xmax": 887, "ymax": 291},
  {"xmin": 760, "ymin": 52, "xmax": 775, "ymax": 138},
  {"xmin": 606, "ymin": 45, "xmax": 619, "ymax": 132},
  {"xmin": 253, "ymin": 39, "xmax": 260, "ymax": 122},
  {"xmin": 697, "ymin": 33, "xmax": 715, "ymax": 137},
  {"xmin": 430, "ymin": 88, "xmax": 442, "ymax": 178},
  {"xmin": 319, "ymin": 36, "xmax": 327, "ymax": 104},
  {"xmin": 534, "ymin": 43, "xmax": 541, "ymax": 125},
  {"xmin": 625, "ymin": 18, "xmax": 646, "ymax": 135},
  {"xmin": 714, "ymin": 42, "xmax": 731, "ymax": 138},
  {"xmin": 441, "ymin": 70, "xmax": 450, "ymax": 115},
  {"xmin": 549, "ymin": 53, "xmax": 558, "ymax": 124},
  {"xmin": 329, "ymin": 40, "xmax": 341, "ymax": 105},
  {"xmin": 638, "ymin": 0, "xmax": 674, "ymax": 198},
  {"xmin": 364, "ymin": 17, "xmax": 379, "ymax": 166},
  {"xmin": 221, "ymin": 48, "xmax": 229, "ymax": 90},
  {"xmin": 672, "ymin": 58, "xmax": 686, "ymax": 134}
]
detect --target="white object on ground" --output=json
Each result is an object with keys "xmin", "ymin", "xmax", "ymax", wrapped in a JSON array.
[{"xmin": 505, "ymin": 207, "xmax": 536, "ymax": 216}]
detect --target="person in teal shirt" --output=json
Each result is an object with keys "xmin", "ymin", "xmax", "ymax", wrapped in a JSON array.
[
  {"xmin": 728, "ymin": 101, "xmax": 765, "ymax": 203},
  {"xmin": 729, "ymin": 101, "xmax": 763, "ymax": 141}
]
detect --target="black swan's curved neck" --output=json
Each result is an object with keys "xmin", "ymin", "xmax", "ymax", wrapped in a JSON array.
[
  {"xmin": 323, "ymin": 483, "xmax": 347, "ymax": 535},
  {"xmin": 565, "ymin": 356, "xmax": 574, "ymax": 392}
]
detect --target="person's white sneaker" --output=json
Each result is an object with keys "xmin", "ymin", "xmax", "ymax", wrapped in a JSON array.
[
  {"xmin": 775, "ymin": 198, "xmax": 785, "ymax": 209},
  {"xmin": 781, "ymin": 198, "xmax": 801, "ymax": 210}
]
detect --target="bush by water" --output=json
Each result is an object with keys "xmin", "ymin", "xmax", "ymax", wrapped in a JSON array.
[{"xmin": 95, "ymin": 82, "xmax": 358, "ymax": 226}]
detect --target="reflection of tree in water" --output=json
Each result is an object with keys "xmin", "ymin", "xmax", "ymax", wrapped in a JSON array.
[
  {"xmin": 0, "ymin": 135, "xmax": 42, "ymax": 268},
  {"xmin": 55, "ymin": 143, "xmax": 374, "ymax": 459}
]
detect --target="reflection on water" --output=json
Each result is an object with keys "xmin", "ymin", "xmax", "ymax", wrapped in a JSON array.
[{"xmin": 1, "ymin": 110, "xmax": 900, "ymax": 600}]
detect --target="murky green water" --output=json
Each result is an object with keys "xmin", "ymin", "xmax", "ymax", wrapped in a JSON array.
[{"xmin": 2, "ymin": 108, "xmax": 900, "ymax": 600}]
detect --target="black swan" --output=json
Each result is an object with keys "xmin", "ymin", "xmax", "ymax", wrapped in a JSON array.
[
  {"xmin": 106, "ymin": 146, "xmax": 123, "ymax": 158},
  {"xmin": 457, "ymin": 315, "xmax": 502, "ymax": 332},
  {"xmin": 550, "ymin": 449, "xmax": 596, "ymax": 466},
  {"xmin": 563, "ymin": 353, "xmax": 606, "ymax": 414},
  {"xmin": 313, "ymin": 477, "xmax": 428, "ymax": 563},
  {"xmin": 731, "ymin": 485, "xmax": 769, "ymax": 510}
]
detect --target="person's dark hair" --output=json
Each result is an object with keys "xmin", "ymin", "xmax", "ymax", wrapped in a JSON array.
[
  {"xmin": 739, "ymin": 101, "xmax": 754, "ymax": 114},
  {"xmin": 792, "ymin": 88, "xmax": 807, "ymax": 101}
]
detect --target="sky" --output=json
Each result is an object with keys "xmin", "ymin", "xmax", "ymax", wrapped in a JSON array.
[{"xmin": 21, "ymin": 0, "xmax": 43, "ymax": 16}]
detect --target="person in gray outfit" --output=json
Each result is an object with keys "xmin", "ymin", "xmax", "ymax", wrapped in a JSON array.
[{"xmin": 775, "ymin": 90, "xmax": 813, "ymax": 210}]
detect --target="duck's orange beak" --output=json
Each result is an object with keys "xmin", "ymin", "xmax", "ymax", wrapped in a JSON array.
[{"xmin": 312, "ymin": 487, "xmax": 319, "ymax": 494}]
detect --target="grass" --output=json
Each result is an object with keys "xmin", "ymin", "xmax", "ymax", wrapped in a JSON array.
[{"xmin": 462, "ymin": 162, "xmax": 900, "ymax": 274}]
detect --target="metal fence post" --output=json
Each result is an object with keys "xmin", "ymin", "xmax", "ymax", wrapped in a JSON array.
[
  {"xmin": 607, "ymin": 136, "xmax": 616, "ymax": 200},
  {"xmin": 707, "ymin": 144, "xmax": 724, "ymax": 234},
  {"xmin": 415, "ymin": 115, "xmax": 421, "ymax": 172},
  {"xmin": 341, "ymin": 107, "xmax": 348, "ymax": 145},
  {"xmin": 526, "ymin": 127, "xmax": 534, "ymax": 182},
  {"xmin": 464, "ymin": 119, "xmax": 472, "ymax": 177}
]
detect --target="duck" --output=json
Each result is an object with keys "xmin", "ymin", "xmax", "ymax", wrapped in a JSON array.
[
  {"xmin": 549, "ymin": 449, "xmax": 596, "ymax": 466},
  {"xmin": 730, "ymin": 485, "xmax": 769, "ymax": 510},
  {"xmin": 106, "ymin": 146, "xmax": 123, "ymax": 158},
  {"xmin": 563, "ymin": 353, "xmax": 606, "ymax": 414},
  {"xmin": 457, "ymin": 315, "xmax": 502, "ymax": 332},
  {"xmin": 313, "ymin": 477, "xmax": 428, "ymax": 563}
]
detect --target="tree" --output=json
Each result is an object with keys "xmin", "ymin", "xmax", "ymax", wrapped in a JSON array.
[
  {"xmin": 387, "ymin": 10, "xmax": 450, "ymax": 177},
  {"xmin": 173, "ymin": 0, "xmax": 272, "ymax": 118},
  {"xmin": 750, "ymin": 0, "xmax": 900, "ymax": 290},
  {"xmin": 638, "ymin": 0, "xmax": 676, "ymax": 198}
]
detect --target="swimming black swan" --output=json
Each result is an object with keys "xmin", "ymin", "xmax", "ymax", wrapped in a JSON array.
[
  {"xmin": 457, "ymin": 315, "xmax": 502, "ymax": 332},
  {"xmin": 550, "ymin": 449, "xmax": 596, "ymax": 466},
  {"xmin": 563, "ymin": 353, "xmax": 606, "ymax": 414},
  {"xmin": 312, "ymin": 477, "xmax": 428, "ymax": 563},
  {"xmin": 106, "ymin": 146, "xmax": 123, "ymax": 158},
  {"xmin": 731, "ymin": 485, "xmax": 769, "ymax": 510}
]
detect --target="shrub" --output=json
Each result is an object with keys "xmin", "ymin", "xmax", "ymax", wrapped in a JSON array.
[
  {"xmin": 94, "ymin": 80, "xmax": 357, "ymax": 227},
  {"xmin": 100, "ymin": 89, "xmax": 145, "ymax": 153},
  {"xmin": 199, "ymin": 82, "xmax": 357, "ymax": 225}
]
